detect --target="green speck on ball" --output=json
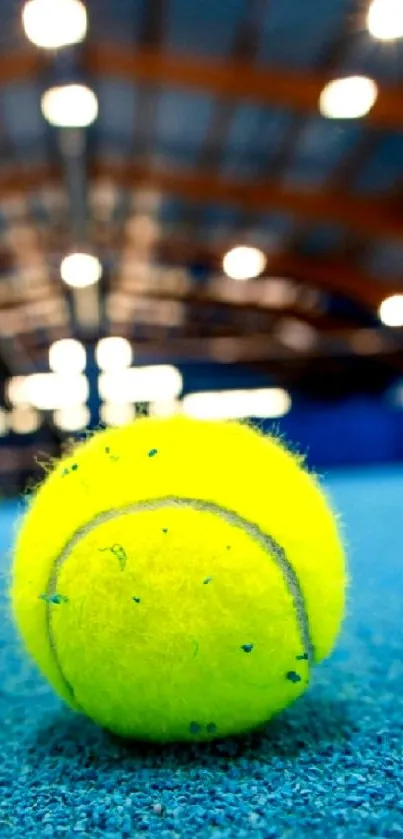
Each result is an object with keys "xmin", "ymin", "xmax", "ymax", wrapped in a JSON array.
[
  {"xmin": 189, "ymin": 721, "xmax": 202, "ymax": 735},
  {"xmin": 286, "ymin": 671, "xmax": 302, "ymax": 683}
]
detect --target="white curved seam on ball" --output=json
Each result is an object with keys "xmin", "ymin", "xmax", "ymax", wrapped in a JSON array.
[{"xmin": 44, "ymin": 497, "xmax": 315, "ymax": 706}]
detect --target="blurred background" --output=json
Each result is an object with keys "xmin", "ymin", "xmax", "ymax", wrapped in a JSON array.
[
  {"xmin": 1, "ymin": 0, "xmax": 403, "ymax": 496},
  {"xmin": 2, "ymin": 7, "xmax": 403, "ymax": 832}
]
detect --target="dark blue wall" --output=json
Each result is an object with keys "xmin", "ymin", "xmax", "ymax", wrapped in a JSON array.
[
  {"xmin": 179, "ymin": 363, "xmax": 403, "ymax": 469},
  {"xmin": 278, "ymin": 397, "xmax": 403, "ymax": 468}
]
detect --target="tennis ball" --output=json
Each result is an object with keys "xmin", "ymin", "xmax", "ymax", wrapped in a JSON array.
[{"xmin": 12, "ymin": 416, "xmax": 347, "ymax": 743}]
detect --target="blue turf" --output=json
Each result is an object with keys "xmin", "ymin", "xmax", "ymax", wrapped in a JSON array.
[{"xmin": 1, "ymin": 468, "xmax": 403, "ymax": 837}]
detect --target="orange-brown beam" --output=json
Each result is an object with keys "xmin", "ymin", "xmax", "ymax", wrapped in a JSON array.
[
  {"xmin": 3, "ymin": 47, "xmax": 403, "ymax": 132},
  {"xmin": 7, "ymin": 159, "xmax": 403, "ymax": 247},
  {"xmin": 0, "ymin": 52, "xmax": 45, "ymax": 83},
  {"xmin": 91, "ymin": 158, "xmax": 403, "ymax": 244},
  {"xmin": 0, "ymin": 162, "xmax": 400, "ymax": 309},
  {"xmin": 86, "ymin": 45, "xmax": 403, "ymax": 131}
]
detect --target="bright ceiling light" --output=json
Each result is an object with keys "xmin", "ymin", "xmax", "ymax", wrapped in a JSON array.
[
  {"xmin": 49, "ymin": 338, "xmax": 86, "ymax": 374},
  {"xmin": 54, "ymin": 405, "xmax": 90, "ymax": 431},
  {"xmin": 98, "ymin": 366, "xmax": 183, "ymax": 404},
  {"xmin": 379, "ymin": 294, "xmax": 403, "ymax": 327},
  {"xmin": 41, "ymin": 84, "xmax": 98, "ymax": 127},
  {"xmin": 319, "ymin": 76, "xmax": 378, "ymax": 119},
  {"xmin": 100, "ymin": 402, "xmax": 136, "ymax": 427},
  {"xmin": 96, "ymin": 337, "xmax": 133, "ymax": 371},
  {"xmin": 9, "ymin": 406, "xmax": 41, "ymax": 435},
  {"xmin": 22, "ymin": 0, "xmax": 87, "ymax": 49},
  {"xmin": 367, "ymin": 0, "xmax": 403, "ymax": 41},
  {"xmin": 61, "ymin": 252, "xmax": 102, "ymax": 288},
  {"xmin": 182, "ymin": 388, "xmax": 291, "ymax": 420},
  {"xmin": 22, "ymin": 373, "xmax": 88, "ymax": 410},
  {"xmin": 223, "ymin": 246, "xmax": 267, "ymax": 281}
]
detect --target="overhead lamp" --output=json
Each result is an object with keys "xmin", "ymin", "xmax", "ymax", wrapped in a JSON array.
[
  {"xmin": 6, "ymin": 377, "xmax": 29, "ymax": 407},
  {"xmin": 22, "ymin": 0, "xmax": 87, "ymax": 49},
  {"xmin": 41, "ymin": 84, "xmax": 98, "ymax": 127},
  {"xmin": 61, "ymin": 252, "xmax": 102, "ymax": 288},
  {"xmin": 49, "ymin": 338, "xmax": 86, "ymax": 373},
  {"xmin": 9, "ymin": 406, "xmax": 41, "ymax": 434},
  {"xmin": 53, "ymin": 405, "xmax": 90, "ymax": 431},
  {"xmin": 182, "ymin": 388, "xmax": 291, "ymax": 420},
  {"xmin": 96, "ymin": 337, "xmax": 133, "ymax": 371},
  {"xmin": 98, "ymin": 366, "xmax": 183, "ymax": 403},
  {"xmin": 319, "ymin": 76, "xmax": 378, "ymax": 119},
  {"xmin": 20, "ymin": 373, "xmax": 88, "ymax": 410},
  {"xmin": 223, "ymin": 246, "xmax": 267, "ymax": 281},
  {"xmin": 367, "ymin": 0, "xmax": 403, "ymax": 41},
  {"xmin": 379, "ymin": 294, "xmax": 403, "ymax": 327},
  {"xmin": 100, "ymin": 402, "xmax": 136, "ymax": 427}
]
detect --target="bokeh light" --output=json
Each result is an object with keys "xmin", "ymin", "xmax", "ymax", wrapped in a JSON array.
[
  {"xmin": 319, "ymin": 76, "xmax": 378, "ymax": 119},
  {"xmin": 49, "ymin": 339, "xmax": 86, "ymax": 374},
  {"xmin": 6, "ymin": 377, "xmax": 30, "ymax": 407},
  {"xmin": 100, "ymin": 402, "xmax": 136, "ymax": 427},
  {"xmin": 60, "ymin": 253, "xmax": 102, "ymax": 288},
  {"xmin": 367, "ymin": 0, "xmax": 403, "ymax": 41},
  {"xmin": 379, "ymin": 294, "xmax": 403, "ymax": 327},
  {"xmin": 9, "ymin": 406, "xmax": 41, "ymax": 435},
  {"xmin": 98, "ymin": 366, "xmax": 183, "ymax": 403},
  {"xmin": 41, "ymin": 84, "xmax": 98, "ymax": 128},
  {"xmin": 53, "ymin": 405, "xmax": 90, "ymax": 431},
  {"xmin": 22, "ymin": 373, "xmax": 88, "ymax": 410},
  {"xmin": 223, "ymin": 246, "xmax": 267, "ymax": 281},
  {"xmin": 182, "ymin": 388, "xmax": 291, "ymax": 420},
  {"xmin": 22, "ymin": 0, "xmax": 87, "ymax": 49},
  {"xmin": 96, "ymin": 337, "xmax": 133, "ymax": 371}
]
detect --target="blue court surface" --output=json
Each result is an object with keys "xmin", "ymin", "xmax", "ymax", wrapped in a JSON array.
[{"xmin": 0, "ymin": 466, "xmax": 402, "ymax": 838}]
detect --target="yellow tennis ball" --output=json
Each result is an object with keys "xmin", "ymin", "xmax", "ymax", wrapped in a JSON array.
[{"xmin": 11, "ymin": 416, "xmax": 347, "ymax": 743}]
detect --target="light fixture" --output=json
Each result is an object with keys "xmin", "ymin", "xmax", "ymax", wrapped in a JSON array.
[
  {"xmin": 96, "ymin": 337, "xmax": 133, "ymax": 371},
  {"xmin": 60, "ymin": 252, "xmax": 102, "ymax": 288},
  {"xmin": 49, "ymin": 338, "xmax": 86, "ymax": 373},
  {"xmin": 21, "ymin": 373, "xmax": 88, "ymax": 410},
  {"xmin": 98, "ymin": 366, "xmax": 183, "ymax": 404},
  {"xmin": 41, "ymin": 84, "xmax": 98, "ymax": 127},
  {"xmin": 53, "ymin": 405, "xmax": 90, "ymax": 431},
  {"xmin": 319, "ymin": 76, "xmax": 378, "ymax": 119},
  {"xmin": 100, "ymin": 402, "xmax": 136, "ymax": 427},
  {"xmin": 379, "ymin": 294, "xmax": 403, "ymax": 327},
  {"xmin": 367, "ymin": 0, "xmax": 403, "ymax": 41},
  {"xmin": 182, "ymin": 388, "xmax": 291, "ymax": 420},
  {"xmin": 9, "ymin": 406, "xmax": 41, "ymax": 434},
  {"xmin": 223, "ymin": 246, "xmax": 267, "ymax": 281},
  {"xmin": 22, "ymin": 0, "xmax": 87, "ymax": 49}
]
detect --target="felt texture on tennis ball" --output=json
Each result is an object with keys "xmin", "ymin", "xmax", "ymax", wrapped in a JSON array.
[{"xmin": 11, "ymin": 416, "xmax": 347, "ymax": 743}]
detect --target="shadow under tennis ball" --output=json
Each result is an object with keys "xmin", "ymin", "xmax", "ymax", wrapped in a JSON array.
[{"xmin": 27, "ymin": 691, "xmax": 356, "ymax": 769}]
